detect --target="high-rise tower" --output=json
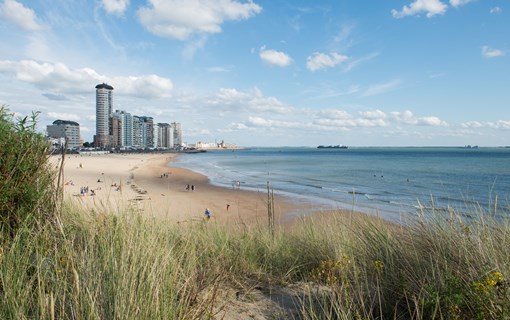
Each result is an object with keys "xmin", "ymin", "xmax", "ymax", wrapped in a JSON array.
[
  {"xmin": 94, "ymin": 83, "xmax": 114, "ymax": 148},
  {"xmin": 171, "ymin": 122, "xmax": 182, "ymax": 147}
]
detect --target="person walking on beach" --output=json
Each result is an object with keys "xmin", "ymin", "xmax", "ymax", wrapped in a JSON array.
[{"xmin": 204, "ymin": 208, "xmax": 211, "ymax": 220}]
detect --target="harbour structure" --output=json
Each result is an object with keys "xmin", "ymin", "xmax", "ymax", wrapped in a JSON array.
[
  {"xmin": 94, "ymin": 83, "xmax": 114, "ymax": 148},
  {"xmin": 46, "ymin": 119, "xmax": 81, "ymax": 149}
]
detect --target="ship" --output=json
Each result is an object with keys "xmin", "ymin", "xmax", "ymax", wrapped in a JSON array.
[{"xmin": 317, "ymin": 145, "xmax": 348, "ymax": 149}]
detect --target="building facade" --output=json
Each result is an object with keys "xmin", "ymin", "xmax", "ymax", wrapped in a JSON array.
[
  {"xmin": 112, "ymin": 110, "xmax": 133, "ymax": 147},
  {"xmin": 94, "ymin": 83, "xmax": 114, "ymax": 148},
  {"xmin": 171, "ymin": 122, "xmax": 182, "ymax": 147},
  {"xmin": 132, "ymin": 116, "xmax": 143, "ymax": 148},
  {"xmin": 141, "ymin": 116, "xmax": 155, "ymax": 148},
  {"xmin": 157, "ymin": 123, "xmax": 173, "ymax": 148},
  {"xmin": 47, "ymin": 119, "xmax": 81, "ymax": 149}
]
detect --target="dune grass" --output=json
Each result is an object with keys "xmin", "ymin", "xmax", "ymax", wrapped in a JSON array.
[{"xmin": 1, "ymin": 106, "xmax": 509, "ymax": 319}]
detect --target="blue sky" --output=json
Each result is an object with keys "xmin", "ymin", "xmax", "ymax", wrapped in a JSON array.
[{"xmin": 0, "ymin": 0, "xmax": 508, "ymax": 147}]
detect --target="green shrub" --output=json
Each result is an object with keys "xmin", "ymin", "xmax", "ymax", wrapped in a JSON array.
[{"xmin": 0, "ymin": 105, "xmax": 57, "ymax": 242}]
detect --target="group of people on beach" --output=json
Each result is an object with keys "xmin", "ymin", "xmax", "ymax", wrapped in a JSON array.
[
  {"xmin": 185, "ymin": 184, "xmax": 195, "ymax": 191},
  {"xmin": 160, "ymin": 172, "xmax": 171, "ymax": 178},
  {"xmin": 80, "ymin": 186, "xmax": 95, "ymax": 196}
]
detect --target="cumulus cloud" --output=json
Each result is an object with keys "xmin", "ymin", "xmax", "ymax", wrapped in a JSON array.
[
  {"xmin": 102, "ymin": 0, "xmax": 130, "ymax": 16},
  {"xmin": 482, "ymin": 46, "xmax": 505, "ymax": 58},
  {"xmin": 306, "ymin": 52, "xmax": 348, "ymax": 72},
  {"xmin": 491, "ymin": 121, "xmax": 510, "ymax": 129},
  {"xmin": 449, "ymin": 0, "xmax": 473, "ymax": 7},
  {"xmin": 360, "ymin": 109, "xmax": 387, "ymax": 120},
  {"xmin": 0, "ymin": 60, "xmax": 173, "ymax": 98},
  {"xmin": 314, "ymin": 109, "xmax": 388, "ymax": 128},
  {"xmin": 222, "ymin": 108, "xmax": 452, "ymax": 137},
  {"xmin": 137, "ymin": 0, "xmax": 262, "ymax": 40},
  {"xmin": 391, "ymin": 0, "xmax": 448, "ymax": 18},
  {"xmin": 208, "ymin": 87, "xmax": 293, "ymax": 113},
  {"xmin": 461, "ymin": 121, "xmax": 483, "ymax": 128},
  {"xmin": 0, "ymin": 0, "xmax": 47, "ymax": 31},
  {"xmin": 259, "ymin": 46, "xmax": 293, "ymax": 67},
  {"xmin": 391, "ymin": 110, "xmax": 447, "ymax": 126}
]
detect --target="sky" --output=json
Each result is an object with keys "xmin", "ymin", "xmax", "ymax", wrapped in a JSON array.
[{"xmin": 0, "ymin": 0, "xmax": 508, "ymax": 147}]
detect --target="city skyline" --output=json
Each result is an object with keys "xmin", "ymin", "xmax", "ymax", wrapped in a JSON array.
[
  {"xmin": 94, "ymin": 82, "xmax": 181, "ymax": 149},
  {"xmin": 0, "ymin": 0, "xmax": 509, "ymax": 147}
]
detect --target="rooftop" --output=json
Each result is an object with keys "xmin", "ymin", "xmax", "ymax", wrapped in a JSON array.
[{"xmin": 95, "ymin": 83, "xmax": 114, "ymax": 90}]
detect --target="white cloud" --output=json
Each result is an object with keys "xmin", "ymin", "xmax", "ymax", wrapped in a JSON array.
[
  {"xmin": 137, "ymin": 0, "xmax": 262, "ymax": 40},
  {"xmin": 182, "ymin": 36, "xmax": 208, "ymax": 59},
  {"xmin": 208, "ymin": 87, "xmax": 293, "ymax": 113},
  {"xmin": 102, "ymin": 0, "xmax": 130, "ymax": 16},
  {"xmin": 391, "ymin": 0, "xmax": 448, "ymax": 18},
  {"xmin": 361, "ymin": 109, "xmax": 387, "ymax": 120},
  {"xmin": 248, "ymin": 116, "xmax": 301, "ymax": 128},
  {"xmin": 462, "ymin": 120, "xmax": 510, "ymax": 129},
  {"xmin": 259, "ymin": 46, "xmax": 293, "ymax": 67},
  {"xmin": 363, "ymin": 79, "xmax": 400, "ymax": 97},
  {"xmin": 461, "ymin": 121, "xmax": 483, "ymax": 128},
  {"xmin": 419, "ymin": 116, "xmax": 446, "ymax": 126},
  {"xmin": 314, "ymin": 109, "xmax": 388, "ymax": 128},
  {"xmin": 208, "ymin": 66, "xmax": 230, "ymax": 73},
  {"xmin": 0, "ymin": 60, "xmax": 173, "ymax": 98},
  {"xmin": 0, "ymin": 0, "xmax": 47, "ymax": 31},
  {"xmin": 482, "ymin": 46, "xmax": 505, "ymax": 58},
  {"xmin": 344, "ymin": 52, "xmax": 379, "ymax": 72},
  {"xmin": 306, "ymin": 52, "xmax": 348, "ymax": 72},
  {"xmin": 490, "ymin": 7, "xmax": 502, "ymax": 14},
  {"xmin": 391, "ymin": 110, "xmax": 447, "ymax": 126},
  {"xmin": 47, "ymin": 112, "xmax": 80, "ymax": 121},
  {"xmin": 449, "ymin": 0, "xmax": 473, "ymax": 7},
  {"xmin": 491, "ymin": 121, "xmax": 510, "ymax": 129}
]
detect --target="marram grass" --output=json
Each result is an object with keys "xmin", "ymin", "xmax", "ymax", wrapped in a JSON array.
[
  {"xmin": 1, "ymin": 106, "xmax": 510, "ymax": 319},
  {"xmin": 1, "ymin": 203, "xmax": 510, "ymax": 319}
]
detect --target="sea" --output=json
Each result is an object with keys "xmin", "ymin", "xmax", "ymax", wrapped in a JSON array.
[{"xmin": 172, "ymin": 147, "xmax": 510, "ymax": 222}]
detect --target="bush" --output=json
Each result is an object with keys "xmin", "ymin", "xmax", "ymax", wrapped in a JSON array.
[{"xmin": 0, "ymin": 105, "xmax": 57, "ymax": 242}]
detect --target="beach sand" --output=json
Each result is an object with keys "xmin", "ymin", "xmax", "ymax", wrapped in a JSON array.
[{"xmin": 53, "ymin": 152, "xmax": 310, "ymax": 226}]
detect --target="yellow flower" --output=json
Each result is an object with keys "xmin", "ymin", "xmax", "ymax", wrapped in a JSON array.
[
  {"xmin": 489, "ymin": 271, "xmax": 504, "ymax": 284},
  {"xmin": 374, "ymin": 260, "xmax": 384, "ymax": 272},
  {"xmin": 473, "ymin": 281, "xmax": 489, "ymax": 293},
  {"xmin": 485, "ymin": 278, "xmax": 497, "ymax": 287}
]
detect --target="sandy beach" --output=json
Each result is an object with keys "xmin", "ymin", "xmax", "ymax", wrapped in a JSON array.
[{"xmin": 53, "ymin": 152, "xmax": 310, "ymax": 226}]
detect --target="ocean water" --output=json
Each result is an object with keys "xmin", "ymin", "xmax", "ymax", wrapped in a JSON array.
[{"xmin": 172, "ymin": 147, "xmax": 510, "ymax": 222}]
